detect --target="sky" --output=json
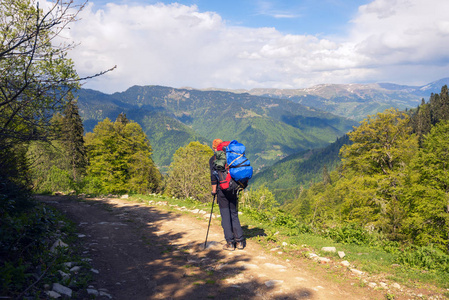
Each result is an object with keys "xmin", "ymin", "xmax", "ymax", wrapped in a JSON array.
[{"xmin": 58, "ymin": 0, "xmax": 449, "ymax": 94}]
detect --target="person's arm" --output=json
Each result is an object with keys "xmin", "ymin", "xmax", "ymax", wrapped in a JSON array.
[
  {"xmin": 211, "ymin": 183, "xmax": 217, "ymax": 195},
  {"xmin": 209, "ymin": 155, "xmax": 218, "ymax": 195}
]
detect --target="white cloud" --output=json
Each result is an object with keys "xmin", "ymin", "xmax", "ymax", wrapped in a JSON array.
[{"xmin": 62, "ymin": 0, "xmax": 449, "ymax": 93}]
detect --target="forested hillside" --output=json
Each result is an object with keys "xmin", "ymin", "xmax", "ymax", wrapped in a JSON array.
[
  {"xmin": 75, "ymin": 86, "xmax": 357, "ymax": 170},
  {"xmin": 283, "ymin": 86, "xmax": 449, "ymax": 250},
  {"xmin": 251, "ymin": 134, "xmax": 351, "ymax": 204}
]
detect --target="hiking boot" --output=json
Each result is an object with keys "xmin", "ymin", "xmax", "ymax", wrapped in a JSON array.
[
  {"xmin": 236, "ymin": 240, "xmax": 245, "ymax": 250},
  {"xmin": 223, "ymin": 241, "xmax": 235, "ymax": 251}
]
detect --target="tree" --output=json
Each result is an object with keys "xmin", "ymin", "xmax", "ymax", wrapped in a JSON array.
[
  {"xmin": 403, "ymin": 121, "xmax": 449, "ymax": 249},
  {"xmin": 0, "ymin": 0, "xmax": 81, "ymax": 149},
  {"xmin": 0, "ymin": 0, "xmax": 113, "ymax": 189},
  {"xmin": 85, "ymin": 116, "xmax": 161, "ymax": 194},
  {"xmin": 341, "ymin": 108, "xmax": 417, "ymax": 175},
  {"xmin": 338, "ymin": 109, "xmax": 419, "ymax": 237},
  {"xmin": 165, "ymin": 141, "xmax": 213, "ymax": 202},
  {"xmin": 60, "ymin": 97, "xmax": 87, "ymax": 182}
]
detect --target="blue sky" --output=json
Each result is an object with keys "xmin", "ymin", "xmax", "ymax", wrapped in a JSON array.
[{"xmin": 60, "ymin": 0, "xmax": 449, "ymax": 93}]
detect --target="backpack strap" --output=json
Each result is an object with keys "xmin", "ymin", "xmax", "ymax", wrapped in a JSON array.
[
  {"xmin": 228, "ymin": 152, "xmax": 243, "ymax": 168},
  {"xmin": 228, "ymin": 159, "xmax": 249, "ymax": 169}
]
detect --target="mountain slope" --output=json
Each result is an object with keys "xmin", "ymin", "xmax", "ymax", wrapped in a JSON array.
[
  {"xmin": 76, "ymin": 86, "xmax": 356, "ymax": 170},
  {"xmin": 250, "ymin": 134, "xmax": 351, "ymax": 204}
]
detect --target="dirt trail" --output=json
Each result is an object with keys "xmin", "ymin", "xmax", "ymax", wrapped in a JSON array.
[{"xmin": 39, "ymin": 195, "xmax": 389, "ymax": 300}]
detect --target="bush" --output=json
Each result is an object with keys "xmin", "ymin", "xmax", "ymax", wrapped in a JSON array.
[
  {"xmin": 324, "ymin": 224, "xmax": 379, "ymax": 246},
  {"xmin": 396, "ymin": 245, "xmax": 449, "ymax": 272}
]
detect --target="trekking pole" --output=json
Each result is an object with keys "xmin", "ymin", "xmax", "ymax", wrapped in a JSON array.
[{"xmin": 204, "ymin": 194, "xmax": 216, "ymax": 250}]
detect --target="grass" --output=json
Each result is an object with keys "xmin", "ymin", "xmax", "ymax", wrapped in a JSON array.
[
  {"xmin": 0, "ymin": 198, "xmax": 94, "ymax": 298},
  {"xmin": 124, "ymin": 193, "xmax": 449, "ymax": 295}
]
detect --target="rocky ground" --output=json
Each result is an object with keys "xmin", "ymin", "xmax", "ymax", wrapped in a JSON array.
[{"xmin": 38, "ymin": 195, "xmax": 446, "ymax": 300}]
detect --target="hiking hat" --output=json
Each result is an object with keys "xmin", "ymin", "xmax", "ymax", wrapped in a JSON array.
[{"xmin": 212, "ymin": 139, "xmax": 223, "ymax": 150}]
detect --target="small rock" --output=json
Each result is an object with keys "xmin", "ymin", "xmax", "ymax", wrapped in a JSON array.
[
  {"xmin": 340, "ymin": 260, "xmax": 350, "ymax": 267},
  {"xmin": 308, "ymin": 253, "xmax": 319, "ymax": 259},
  {"xmin": 46, "ymin": 290, "xmax": 61, "ymax": 298},
  {"xmin": 338, "ymin": 251, "xmax": 345, "ymax": 258},
  {"xmin": 264, "ymin": 280, "xmax": 283, "ymax": 287},
  {"xmin": 242, "ymin": 263, "xmax": 260, "ymax": 270},
  {"xmin": 321, "ymin": 247, "xmax": 337, "ymax": 253},
  {"xmin": 91, "ymin": 268, "xmax": 100, "ymax": 274},
  {"xmin": 58, "ymin": 270, "xmax": 70, "ymax": 280},
  {"xmin": 264, "ymin": 263, "xmax": 286, "ymax": 270},
  {"xmin": 191, "ymin": 209, "xmax": 200, "ymax": 213},
  {"xmin": 121, "ymin": 194, "xmax": 129, "ymax": 199},
  {"xmin": 99, "ymin": 291, "xmax": 113, "ymax": 299},
  {"xmin": 87, "ymin": 289, "xmax": 99, "ymax": 296},
  {"xmin": 70, "ymin": 266, "xmax": 81, "ymax": 273},
  {"xmin": 50, "ymin": 239, "xmax": 68, "ymax": 253},
  {"xmin": 391, "ymin": 283, "xmax": 401, "ymax": 289},
  {"xmin": 368, "ymin": 282, "xmax": 377, "ymax": 288},
  {"xmin": 44, "ymin": 284, "xmax": 51, "ymax": 290},
  {"xmin": 282, "ymin": 242, "xmax": 288, "ymax": 246},
  {"xmin": 379, "ymin": 282, "xmax": 388, "ymax": 289},
  {"xmin": 52, "ymin": 283, "xmax": 72, "ymax": 297},
  {"xmin": 350, "ymin": 268, "xmax": 364, "ymax": 276},
  {"xmin": 317, "ymin": 257, "xmax": 331, "ymax": 263}
]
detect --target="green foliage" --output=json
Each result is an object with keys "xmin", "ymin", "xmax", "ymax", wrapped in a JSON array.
[
  {"xmin": 396, "ymin": 245, "xmax": 449, "ymax": 272},
  {"xmin": 400, "ymin": 120, "xmax": 449, "ymax": 248},
  {"xmin": 240, "ymin": 185, "xmax": 278, "ymax": 211},
  {"xmin": 0, "ymin": 0, "xmax": 80, "ymax": 179},
  {"xmin": 324, "ymin": 224, "xmax": 379, "ymax": 246},
  {"xmin": 252, "ymin": 134, "xmax": 351, "ymax": 205},
  {"xmin": 0, "ymin": 199, "xmax": 56, "ymax": 295},
  {"xmin": 59, "ymin": 98, "xmax": 87, "ymax": 182},
  {"xmin": 164, "ymin": 141, "xmax": 213, "ymax": 202},
  {"xmin": 283, "ymin": 88, "xmax": 449, "ymax": 252},
  {"xmin": 85, "ymin": 116, "xmax": 161, "ymax": 194}
]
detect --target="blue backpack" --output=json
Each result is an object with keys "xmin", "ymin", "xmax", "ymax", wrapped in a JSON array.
[{"xmin": 226, "ymin": 140, "xmax": 253, "ymax": 188}]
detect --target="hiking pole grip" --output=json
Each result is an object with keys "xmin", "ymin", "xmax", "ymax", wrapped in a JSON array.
[{"xmin": 204, "ymin": 194, "xmax": 216, "ymax": 250}]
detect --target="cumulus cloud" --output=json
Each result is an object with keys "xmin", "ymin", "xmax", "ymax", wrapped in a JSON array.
[{"xmin": 61, "ymin": 0, "xmax": 449, "ymax": 93}]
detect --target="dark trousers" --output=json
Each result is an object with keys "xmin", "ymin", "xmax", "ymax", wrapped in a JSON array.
[{"xmin": 217, "ymin": 190, "xmax": 244, "ymax": 243}]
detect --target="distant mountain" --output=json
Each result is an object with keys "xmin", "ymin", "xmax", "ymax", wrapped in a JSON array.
[
  {"xmin": 218, "ymin": 78, "xmax": 449, "ymax": 121},
  {"xmin": 75, "ymin": 86, "xmax": 356, "ymax": 170}
]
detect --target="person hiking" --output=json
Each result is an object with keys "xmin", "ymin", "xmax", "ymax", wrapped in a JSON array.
[{"xmin": 209, "ymin": 138, "xmax": 245, "ymax": 251}]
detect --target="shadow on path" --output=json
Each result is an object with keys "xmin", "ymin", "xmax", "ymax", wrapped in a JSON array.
[{"xmin": 39, "ymin": 195, "xmax": 316, "ymax": 299}]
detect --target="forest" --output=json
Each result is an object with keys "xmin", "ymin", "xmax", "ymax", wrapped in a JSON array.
[
  {"xmin": 283, "ymin": 86, "xmax": 449, "ymax": 251},
  {"xmin": 1, "ymin": 0, "xmax": 449, "ymax": 297}
]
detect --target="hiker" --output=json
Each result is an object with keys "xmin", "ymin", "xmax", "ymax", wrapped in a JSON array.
[{"xmin": 209, "ymin": 139, "xmax": 245, "ymax": 251}]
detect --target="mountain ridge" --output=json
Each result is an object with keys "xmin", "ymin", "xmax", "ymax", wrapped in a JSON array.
[
  {"xmin": 196, "ymin": 77, "xmax": 449, "ymax": 120},
  {"xmin": 75, "ymin": 85, "xmax": 356, "ymax": 171}
]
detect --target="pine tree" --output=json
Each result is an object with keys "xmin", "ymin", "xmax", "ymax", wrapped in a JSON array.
[
  {"xmin": 61, "ymin": 97, "xmax": 87, "ymax": 182},
  {"xmin": 322, "ymin": 165, "xmax": 332, "ymax": 186}
]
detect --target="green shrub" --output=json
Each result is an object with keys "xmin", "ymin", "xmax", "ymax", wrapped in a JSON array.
[
  {"xmin": 324, "ymin": 224, "xmax": 378, "ymax": 246},
  {"xmin": 396, "ymin": 245, "xmax": 449, "ymax": 272}
]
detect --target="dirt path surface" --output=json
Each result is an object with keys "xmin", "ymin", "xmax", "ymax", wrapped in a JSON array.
[{"xmin": 38, "ymin": 195, "xmax": 392, "ymax": 300}]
